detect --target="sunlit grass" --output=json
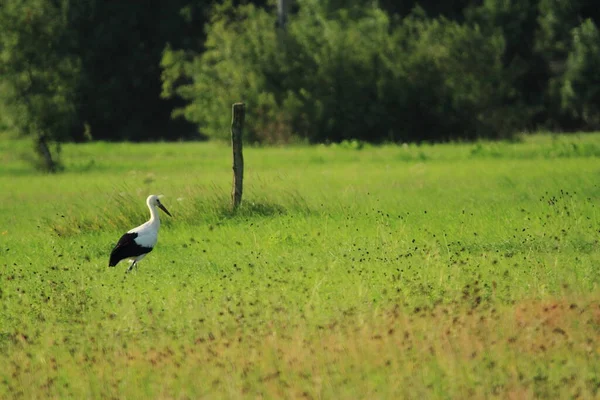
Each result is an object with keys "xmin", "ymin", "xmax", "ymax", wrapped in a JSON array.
[{"xmin": 1, "ymin": 133, "xmax": 600, "ymax": 398}]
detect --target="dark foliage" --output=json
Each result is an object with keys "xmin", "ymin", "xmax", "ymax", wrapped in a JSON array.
[{"xmin": 1, "ymin": 0, "xmax": 600, "ymax": 153}]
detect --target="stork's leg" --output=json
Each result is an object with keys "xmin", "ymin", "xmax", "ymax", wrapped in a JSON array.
[
  {"xmin": 125, "ymin": 254, "xmax": 145, "ymax": 274},
  {"xmin": 126, "ymin": 260, "xmax": 136, "ymax": 273}
]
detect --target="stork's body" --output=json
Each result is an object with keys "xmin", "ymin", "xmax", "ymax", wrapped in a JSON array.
[{"xmin": 109, "ymin": 195, "xmax": 171, "ymax": 272}]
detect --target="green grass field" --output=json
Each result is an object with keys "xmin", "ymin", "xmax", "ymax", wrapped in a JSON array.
[{"xmin": 1, "ymin": 133, "xmax": 600, "ymax": 399}]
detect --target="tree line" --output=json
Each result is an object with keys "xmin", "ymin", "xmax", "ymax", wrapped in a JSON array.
[{"xmin": 0, "ymin": 0, "xmax": 599, "ymax": 170}]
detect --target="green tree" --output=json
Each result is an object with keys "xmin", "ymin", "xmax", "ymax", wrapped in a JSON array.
[
  {"xmin": 1, "ymin": 0, "xmax": 213, "ymax": 157},
  {"xmin": 535, "ymin": 0, "xmax": 600, "ymax": 129},
  {"xmin": 162, "ymin": 3, "xmax": 287, "ymax": 143},
  {"xmin": 0, "ymin": 0, "xmax": 81, "ymax": 171},
  {"xmin": 561, "ymin": 19, "xmax": 600, "ymax": 129},
  {"xmin": 162, "ymin": 1, "xmax": 508, "ymax": 143},
  {"xmin": 466, "ymin": 0, "xmax": 546, "ymax": 129},
  {"xmin": 396, "ymin": 14, "xmax": 508, "ymax": 141}
]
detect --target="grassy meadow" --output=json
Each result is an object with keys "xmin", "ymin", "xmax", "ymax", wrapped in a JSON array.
[{"xmin": 1, "ymin": 133, "xmax": 600, "ymax": 399}]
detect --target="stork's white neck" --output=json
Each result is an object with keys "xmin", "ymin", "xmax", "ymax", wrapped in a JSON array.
[{"xmin": 147, "ymin": 202, "xmax": 161, "ymax": 227}]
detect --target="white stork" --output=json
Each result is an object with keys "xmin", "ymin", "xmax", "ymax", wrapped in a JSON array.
[{"xmin": 109, "ymin": 194, "xmax": 172, "ymax": 273}]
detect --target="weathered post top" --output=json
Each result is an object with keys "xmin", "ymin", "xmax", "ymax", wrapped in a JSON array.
[{"xmin": 232, "ymin": 103, "xmax": 245, "ymax": 132}]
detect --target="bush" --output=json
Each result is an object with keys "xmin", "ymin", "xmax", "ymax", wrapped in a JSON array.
[
  {"xmin": 162, "ymin": 4, "xmax": 288, "ymax": 143},
  {"xmin": 162, "ymin": 2, "xmax": 514, "ymax": 143},
  {"xmin": 561, "ymin": 19, "xmax": 600, "ymax": 129},
  {"xmin": 392, "ymin": 13, "xmax": 509, "ymax": 141}
]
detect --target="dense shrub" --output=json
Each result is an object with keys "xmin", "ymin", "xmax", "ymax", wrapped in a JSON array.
[
  {"xmin": 391, "ymin": 13, "xmax": 508, "ymax": 141},
  {"xmin": 561, "ymin": 19, "xmax": 600, "ymax": 129},
  {"xmin": 162, "ymin": 4, "xmax": 286, "ymax": 143},
  {"xmin": 162, "ymin": 2, "xmax": 511, "ymax": 143}
]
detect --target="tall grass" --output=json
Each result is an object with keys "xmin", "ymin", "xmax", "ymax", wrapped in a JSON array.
[{"xmin": 1, "ymin": 134, "xmax": 600, "ymax": 399}]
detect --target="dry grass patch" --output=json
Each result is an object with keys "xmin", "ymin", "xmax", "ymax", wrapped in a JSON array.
[{"xmin": 6, "ymin": 296, "xmax": 598, "ymax": 399}]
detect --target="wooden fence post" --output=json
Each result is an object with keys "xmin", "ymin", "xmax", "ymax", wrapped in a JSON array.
[{"xmin": 231, "ymin": 102, "xmax": 245, "ymax": 210}]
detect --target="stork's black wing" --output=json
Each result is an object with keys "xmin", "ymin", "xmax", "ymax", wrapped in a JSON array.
[{"xmin": 108, "ymin": 232, "xmax": 152, "ymax": 267}]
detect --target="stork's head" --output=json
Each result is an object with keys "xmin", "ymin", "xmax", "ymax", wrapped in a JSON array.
[{"xmin": 147, "ymin": 194, "xmax": 172, "ymax": 217}]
